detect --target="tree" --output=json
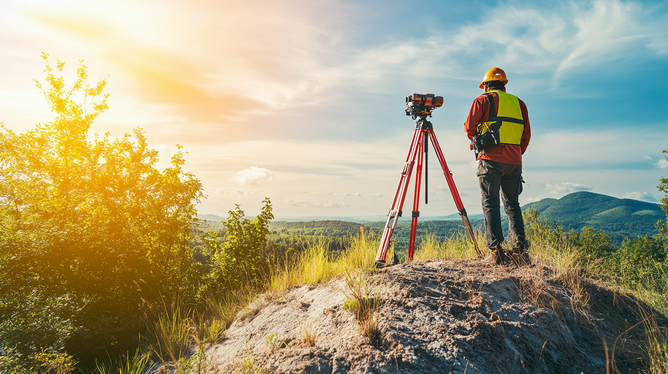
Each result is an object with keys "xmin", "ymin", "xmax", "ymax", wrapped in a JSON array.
[
  {"xmin": 0, "ymin": 54, "xmax": 204, "ymax": 368},
  {"xmin": 205, "ymin": 198, "xmax": 275, "ymax": 294}
]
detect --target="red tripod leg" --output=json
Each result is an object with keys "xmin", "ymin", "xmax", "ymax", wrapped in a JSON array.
[
  {"xmin": 375, "ymin": 128, "xmax": 421, "ymax": 265},
  {"xmin": 428, "ymin": 130, "xmax": 483, "ymax": 258},
  {"xmin": 407, "ymin": 131, "xmax": 425, "ymax": 261}
]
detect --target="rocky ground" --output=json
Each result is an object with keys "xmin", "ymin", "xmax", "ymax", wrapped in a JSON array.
[{"xmin": 203, "ymin": 259, "xmax": 655, "ymax": 373}]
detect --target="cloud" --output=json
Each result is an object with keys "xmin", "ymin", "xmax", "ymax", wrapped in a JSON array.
[
  {"xmin": 545, "ymin": 182, "xmax": 592, "ymax": 195},
  {"xmin": 25, "ymin": 9, "xmax": 115, "ymax": 40},
  {"xmin": 327, "ymin": 0, "xmax": 668, "ymax": 92},
  {"xmin": 19, "ymin": 0, "xmax": 668, "ymax": 140},
  {"xmin": 207, "ymin": 187, "xmax": 260, "ymax": 198},
  {"xmin": 334, "ymin": 192, "xmax": 362, "ymax": 197},
  {"xmin": 621, "ymin": 192, "xmax": 658, "ymax": 202},
  {"xmin": 232, "ymin": 167, "xmax": 274, "ymax": 185},
  {"xmin": 658, "ymin": 159, "xmax": 668, "ymax": 169},
  {"xmin": 283, "ymin": 199, "xmax": 349, "ymax": 208}
]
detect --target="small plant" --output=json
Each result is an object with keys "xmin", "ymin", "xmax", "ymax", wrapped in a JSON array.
[
  {"xmin": 301, "ymin": 325, "xmax": 316, "ymax": 347},
  {"xmin": 342, "ymin": 270, "xmax": 385, "ymax": 346},
  {"xmin": 264, "ymin": 333, "xmax": 291, "ymax": 353},
  {"xmin": 193, "ymin": 316, "xmax": 226, "ymax": 345},
  {"xmin": 342, "ymin": 271, "xmax": 383, "ymax": 320},
  {"xmin": 232, "ymin": 345, "xmax": 265, "ymax": 374}
]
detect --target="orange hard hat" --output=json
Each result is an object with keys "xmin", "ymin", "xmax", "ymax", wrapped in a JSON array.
[{"xmin": 479, "ymin": 67, "xmax": 508, "ymax": 89}]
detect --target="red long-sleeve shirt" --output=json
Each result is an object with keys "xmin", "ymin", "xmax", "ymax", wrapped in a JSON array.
[{"xmin": 464, "ymin": 91, "xmax": 531, "ymax": 165}]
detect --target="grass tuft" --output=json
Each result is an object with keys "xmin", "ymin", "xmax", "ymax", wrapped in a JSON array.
[
  {"xmin": 149, "ymin": 301, "xmax": 192, "ymax": 362},
  {"xmin": 342, "ymin": 270, "xmax": 385, "ymax": 346},
  {"xmin": 95, "ymin": 348, "xmax": 155, "ymax": 374},
  {"xmin": 300, "ymin": 325, "xmax": 317, "ymax": 347}
]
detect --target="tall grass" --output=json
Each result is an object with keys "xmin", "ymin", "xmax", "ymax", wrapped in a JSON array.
[
  {"xmin": 147, "ymin": 301, "xmax": 192, "ymax": 362},
  {"xmin": 95, "ymin": 348, "xmax": 155, "ymax": 374},
  {"xmin": 413, "ymin": 229, "xmax": 485, "ymax": 262},
  {"xmin": 267, "ymin": 228, "xmax": 378, "ymax": 294}
]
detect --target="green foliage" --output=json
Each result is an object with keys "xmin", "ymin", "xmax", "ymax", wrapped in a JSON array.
[
  {"xmin": 605, "ymin": 236, "xmax": 668, "ymax": 294},
  {"xmin": 0, "ymin": 348, "xmax": 74, "ymax": 374},
  {"xmin": 657, "ymin": 149, "xmax": 668, "ymax": 242},
  {"xmin": 95, "ymin": 348, "xmax": 154, "ymax": 374},
  {"xmin": 567, "ymin": 227, "xmax": 616, "ymax": 266},
  {"xmin": 524, "ymin": 208, "xmax": 565, "ymax": 245},
  {"xmin": 206, "ymin": 198, "xmax": 275, "ymax": 293},
  {"xmin": 0, "ymin": 55, "xmax": 204, "ymax": 368}
]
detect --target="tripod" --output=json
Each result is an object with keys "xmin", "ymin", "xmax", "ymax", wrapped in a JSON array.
[{"xmin": 374, "ymin": 117, "xmax": 482, "ymax": 266}]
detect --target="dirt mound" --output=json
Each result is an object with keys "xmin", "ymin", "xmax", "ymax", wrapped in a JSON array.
[{"xmin": 206, "ymin": 259, "xmax": 652, "ymax": 373}]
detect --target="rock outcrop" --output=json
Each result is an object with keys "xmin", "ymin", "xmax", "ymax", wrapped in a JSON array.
[{"xmin": 206, "ymin": 259, "xmax": 651, "ymax": 373}]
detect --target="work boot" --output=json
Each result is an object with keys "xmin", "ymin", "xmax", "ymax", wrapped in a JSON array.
[{"xmin": 484, "ymin": 247, "xmax": 508, "ymax": 265}]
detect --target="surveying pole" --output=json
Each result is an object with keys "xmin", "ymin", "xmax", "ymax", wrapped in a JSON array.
[{"xmin": 374, "ymin": 102, "xmax": 482, "ymax": 267}]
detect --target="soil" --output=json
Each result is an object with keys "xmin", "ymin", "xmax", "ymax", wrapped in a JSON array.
[{"xmin": 204, "ymin": 259, "xmax": 656, "ymax": 373}]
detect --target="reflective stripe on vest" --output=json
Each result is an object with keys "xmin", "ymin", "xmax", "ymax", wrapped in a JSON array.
[{"xmin": 479, "ymin": 91, "xmax": 524, "ymax": 145}]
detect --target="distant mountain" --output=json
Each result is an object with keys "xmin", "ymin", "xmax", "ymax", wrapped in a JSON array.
[
  {"xmin": 523, "ymin": 191, "xmax": 664, "ymax": 244},
  {"xmin": 199, "ymin": 214, "xmax": 226, "ymax": 222},
  {"xmin": 199, "ymin": 192, "xmax": 664, "ymax": 245}
]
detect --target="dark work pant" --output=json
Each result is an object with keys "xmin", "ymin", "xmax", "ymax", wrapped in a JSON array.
[{"xmin": 477, "ymin": 159, "xmax": 527, "ymax": 251}]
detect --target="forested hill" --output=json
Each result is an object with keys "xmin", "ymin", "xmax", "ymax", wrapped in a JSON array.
[
  {"xmin": 523, "ymin": 191, "xmax": 663, "ymax": 243},
  {"xmin": 201, "ymin": 192, "xmax": 664, "ymax": 245},
  {"xmin": 269, "ymin": 220, "xmax": 367, "ymax": 238}
]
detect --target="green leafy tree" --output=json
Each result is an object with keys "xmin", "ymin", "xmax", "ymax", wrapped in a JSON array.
[
  {"xmin": 605, "ymin": 236, "xmax": 667, "ymax": 293},
  {"xmin": 206, "ymin": 198, "xmax": 275, "ymax": 293},
  {"xmin": 567, "ymin": 227, "xmax": 617, "ymax": 266},
  {"xmin": 0, "ymin": 54, "xmax": 204, "ymax": 368}
]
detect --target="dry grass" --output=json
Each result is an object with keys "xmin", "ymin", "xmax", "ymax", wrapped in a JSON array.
[
  {"xmin": 413, "ymin": 230, "xmax": 485, "ymax": 262},
  {"xmin": 361, "ymin": 312, "xmax": 384, "ymax": 348},
  {"xmin": 342, "ymin": 269, "xmax": 385, "ymax": 346},
  {"xmin": 300, "ymin": 325, "xmax": 317, "ymax": 347},
  {"xmin": 267, "ymin": 229, "xmax": 378, "ymax": 294},
  {"xmin": 638, "ymin": 307, "xmax": 668, "ymax": 374},
  {"xmin": 516, "ymin": 269, "xmax": 561, "ymax": 316}
]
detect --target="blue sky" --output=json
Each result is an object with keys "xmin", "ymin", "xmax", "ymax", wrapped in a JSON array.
[{"xmin": 1, "ymin": 0, "xmax": 667, "ymax": 219}]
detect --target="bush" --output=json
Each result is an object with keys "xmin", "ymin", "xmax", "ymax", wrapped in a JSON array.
[
  {"xmin": 567, "ymin": 226, "xmax": 617, "ymax": 267},
  {"xmin": 205, "ymin": 198, "xmax": 275, "ymax": 295}
]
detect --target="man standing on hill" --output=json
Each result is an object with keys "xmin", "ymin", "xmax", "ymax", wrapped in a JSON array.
[{"xmin": 464, "ymin": 67, "xmax": 531, "ymax": 265}]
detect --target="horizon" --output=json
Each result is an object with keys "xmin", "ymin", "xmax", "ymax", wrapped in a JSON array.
[
  {"xmin": 199, "ymin": 190, "xmax": 662, "ymax": 221},
  {"xmin": 2, "ymin": 0, "xmax": 668, "ymax": 218}
]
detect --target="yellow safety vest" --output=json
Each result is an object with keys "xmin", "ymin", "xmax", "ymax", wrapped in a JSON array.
[{"xmin": 478, "ymin": 91, "xmax": 525, "ymax": 145}]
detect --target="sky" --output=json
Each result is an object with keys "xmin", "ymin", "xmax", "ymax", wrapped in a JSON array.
[{"xmin": 1, "ymin": 0, "xmax": 668, "ymax": 220}]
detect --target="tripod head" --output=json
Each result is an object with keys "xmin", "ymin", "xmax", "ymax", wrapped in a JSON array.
[{"xmin": 405, "ymin": 93, "xmax": 443, "ymax": 120}]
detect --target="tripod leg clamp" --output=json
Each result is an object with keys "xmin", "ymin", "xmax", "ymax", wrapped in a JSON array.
[{"xmin": 412, "ymin": 211, "xmax": 419, "ymax": 218}]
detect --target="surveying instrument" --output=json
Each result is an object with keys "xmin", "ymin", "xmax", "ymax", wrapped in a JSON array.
[{"xmin": 374, "ymin": 93, "xmax": 482, "ymax": 267}]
